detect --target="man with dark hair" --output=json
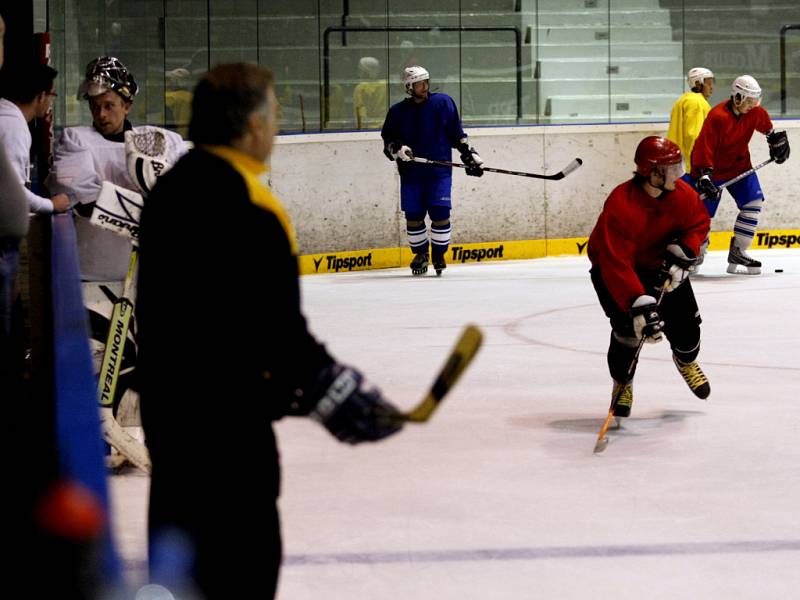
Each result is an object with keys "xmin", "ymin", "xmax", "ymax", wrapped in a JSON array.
[
  {"xmin": 137, "ymin": 63, "xmax": 403, "ymax": 598},
  {"xmin": 0, "ymin": 62, "xmax": 69, "ymax": 213},
  {"xmin": 0, "ymin": 12, "xmax": 30, "ymax": 358}
]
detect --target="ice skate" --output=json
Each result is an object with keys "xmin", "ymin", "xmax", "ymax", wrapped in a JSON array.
[
  {"xmin": 611, "ymin": 380, "xmax": 633, "ymax": 418},
  {"xmin": 410, "ymin": 251, "xmax": 429, "ymax": 276},
  {"xmin": 727, "ymin": 239, "xmax": 761, "ymax": 275},
  {"xmin": 673, "ymin": 356, "xmax": 710, "ymax": 399},
  {"xmin": 432, "ymin": 252, "xmax": 446, "ymax": 276}
]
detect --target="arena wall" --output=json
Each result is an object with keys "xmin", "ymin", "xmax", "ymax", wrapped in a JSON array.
[{"xmin": 271, "ymin": 120, "xmax": 800, "ymax": 257}]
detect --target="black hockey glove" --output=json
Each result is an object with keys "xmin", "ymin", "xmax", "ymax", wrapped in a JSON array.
[
  {"xmin": 383, "ymin": 141, "xmax": 414, "ymax": 162},
  {"xmin": 660, "ymin": 243, "xmax": 698, "ymax": 292},
  {"xmin": 767, "ymin": 130, "xmax": 790, "ymax": 164},
  {"xmin": 629, "ymin": 295, "xmax": 664, "ymax": 344},
  {"xmin": 696, "ymin": 169, "xmax": 720, "ymax": 201},
  {"xmin": 456, "ymin": 141, "xmax": 484, "ymax": 177},
  {"xmin": 309, "ymin": 364, "xmax": 403, "ymax": 444},
  {"xmin": 383, "ymin": 141, "xmax": 400, "ymax": 161}
]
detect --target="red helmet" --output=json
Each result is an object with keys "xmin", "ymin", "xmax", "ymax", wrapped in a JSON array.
[{"xmin": 634, "ymin": 136, "xmax": 682, "ymax": 176}]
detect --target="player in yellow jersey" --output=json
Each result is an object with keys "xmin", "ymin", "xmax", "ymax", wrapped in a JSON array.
[{"xmin": 667, "ymin": 67, "xmax": 714, "ymax": 174}]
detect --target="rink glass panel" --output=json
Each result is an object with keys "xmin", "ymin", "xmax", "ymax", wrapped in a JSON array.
[{"xmin": 45, "ymin": 0, "xmax": 800, "ymax": 135}]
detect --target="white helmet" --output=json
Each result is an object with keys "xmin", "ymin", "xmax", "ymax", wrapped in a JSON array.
[
  {"xmin": 403, "ymin": 66, "xmax": 429, "ymax": 94},
  {"xmin": 731, "ymin": 75, "xmax": 762, "ymax": 101},
  {"xmin": 687, "ymin": 67, "xmax": 714, "ymax": 88},
  {"xmin": 358, "ymin": 56, "xmax": 380, "ymax": 79}
]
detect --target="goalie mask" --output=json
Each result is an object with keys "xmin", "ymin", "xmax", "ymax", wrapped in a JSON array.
[{"xmin": 77, "ymin": 56, "xmax": 138, "ymax": 102}]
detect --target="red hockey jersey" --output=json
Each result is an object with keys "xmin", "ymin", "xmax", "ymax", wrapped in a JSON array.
[
  {"xmin": 690, "ymin": 100, "xmax": 772, "ymax": 180},
  {"xmin": 588, "ymin": 178, "xmax": 710, "ymax": 311}
]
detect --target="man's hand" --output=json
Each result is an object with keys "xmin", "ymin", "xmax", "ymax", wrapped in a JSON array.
[
  {"xmin": 660, "ymin": 243, "xmax": 698, "ymax": 292},
  {"xmin": 767, "ymin": 130, "xmax": 790, "ymax": 164},
  {"xmin": 310, "ymin": 365, "xmax": 404, "ymax": 444},
  {"xmin": 383, "ymin": 141, "xmax": 414, "ymax": 162},
  {"xmin": 696, "ymin": 169, "xmax": 720, "ymax": 201},
  {"xmin": 457, "ymin": 141, "xmax": 483, "ymax": 177},
  {"xmin": 51, "ymin": 193, "xmax": 70, "ymax": 213},
  {"xmin": 630, "ymin": 295, "xmax": 664, "ymax": 343}
]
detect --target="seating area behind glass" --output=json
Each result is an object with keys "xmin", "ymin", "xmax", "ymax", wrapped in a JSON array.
[{"xmin": 45, "ymin": 1, "xmax": 800, "ymax": 134}]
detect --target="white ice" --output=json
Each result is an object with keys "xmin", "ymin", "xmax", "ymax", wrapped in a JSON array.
[{"xmin": 111, "ymin": 248, "xmax": 800, "ymax": 599}]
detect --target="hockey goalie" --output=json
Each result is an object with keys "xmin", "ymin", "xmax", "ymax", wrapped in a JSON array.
[{"xmin": 45, "ymin": 56, "xmax": 187, "ymax": 471}]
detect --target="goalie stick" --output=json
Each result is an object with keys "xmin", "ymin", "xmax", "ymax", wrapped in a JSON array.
[
  {"xmin": 91, "ymin": 181, "xmax": 152, "ymax": 473},
  {"xmin": 412, "ymin": 156, "xmax": 583, "ymax": 181},
  {"xmin": 401, "ymin": 324, "xmax": 483, "ymax": 423},
  {"xmin": 594, "ymin": 286, "xmax": 667, "ymax": 454}
]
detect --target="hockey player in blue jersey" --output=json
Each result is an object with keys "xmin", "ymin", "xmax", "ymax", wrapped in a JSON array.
[{"xmin": 381, "ymin": 66, "xmax": 483, "ymax": 276}]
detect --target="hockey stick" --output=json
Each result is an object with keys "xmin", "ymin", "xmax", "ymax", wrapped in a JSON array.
[
  {"xmin": 90, "ymin": 181, "xmax": 151, "ymax": 472},
  {"xmin": 401, "ymin": 324, "xmax": 483, "ymax": 422},
  {"xmin": 698, "ymin": 158, "xmax": 774, "ymax": 201},
  {"xmin": 96, "ymin": 245, "xmax": 152, "ymax": 473},
  {"xmin": 593, "ymin": 286, "xmax": 667, "ymax": 454},
  {"xmin": 411, "ymin": 156, "xmax": 583, "ymax": 180}
]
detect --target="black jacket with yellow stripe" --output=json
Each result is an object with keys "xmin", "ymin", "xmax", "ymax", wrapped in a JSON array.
[{"xmin": 137, "ymin": 146, "xmax": 333, "ymax": 496}]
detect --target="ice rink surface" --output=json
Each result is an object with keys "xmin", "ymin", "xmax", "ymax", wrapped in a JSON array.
[{"xmin": 112, "ymin": 248, "xmax": 800, "ymax": 599}]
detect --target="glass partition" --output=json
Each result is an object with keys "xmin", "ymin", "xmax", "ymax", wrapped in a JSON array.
[{"xmin": 45, "ymin": 0, "xmax": 800, "ymax": 135}]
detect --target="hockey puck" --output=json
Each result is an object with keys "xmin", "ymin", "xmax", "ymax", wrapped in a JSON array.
[{"xmin": 775, "ymin": 268, "xmax": 784, "ymax": 273}]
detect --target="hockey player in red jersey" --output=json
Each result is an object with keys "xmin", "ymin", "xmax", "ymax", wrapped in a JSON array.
[
  {"xmin": 588, "ymin": 136, "xmax": 711, "ymax": 418},
  {"xmin": 685, "ymin": 75, "xmax": 790, "ymax": 274}
]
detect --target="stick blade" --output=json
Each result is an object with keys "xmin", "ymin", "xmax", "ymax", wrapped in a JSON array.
[
  {"xmin": 403, "ymin": 324, "xmax": 483, "ymax": 422},
  {"xmin": 557, "ymin": 158, "xmax": 583, "ymax": 179},
  {"xmin": 593, "ymin": 436, "xmax": 609, "ymax": 454},
  {"xmin": 592, "ymin": 409, "xmax": 616, "ymax": 453}
]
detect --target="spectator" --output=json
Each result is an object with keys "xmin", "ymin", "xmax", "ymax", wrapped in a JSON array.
[{"xmin": 0, "ymin": 62, "xmax": 69, "ymax": 213}]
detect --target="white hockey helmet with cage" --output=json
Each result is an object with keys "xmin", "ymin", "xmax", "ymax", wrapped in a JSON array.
[
  {"xmin": 403, "ymin": 65, "xmax": 430, "ymax": 94},
  {"xmin": 687, "ymin": 67, "xmax": 714, "ymax": 88},
  {"xmin": 731, "ymin": 75, "xmax": 762, "ymax": 101},
  {"xmin": 77, "ymin": 56, "xmax": 138, "ymax": 102}
]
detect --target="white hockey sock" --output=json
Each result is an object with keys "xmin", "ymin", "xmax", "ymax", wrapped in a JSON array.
[
  {"xmin": 431, "ymin": 221, "xmax": 451, "ymax": 257},
  {"xmin": 732, "ymin": 200, "xmax": 762, "ymax": 250},
  {"xmin": 407, "ymin": 222, "xmax": 428, "ymax": 253}
]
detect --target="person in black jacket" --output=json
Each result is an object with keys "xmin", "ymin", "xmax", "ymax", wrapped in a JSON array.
[{"xmin": 136, "ymin": 63, "xmax": 403, "ymax": 599}]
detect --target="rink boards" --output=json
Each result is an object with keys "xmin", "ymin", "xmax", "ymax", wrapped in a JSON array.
[{"xmin": 298, "ymin": 227, "xmax": 800, "ymax": 275}]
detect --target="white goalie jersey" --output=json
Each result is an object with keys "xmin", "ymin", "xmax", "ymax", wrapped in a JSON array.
[{"xmin": 46, "ymin": 125, "xmax": 187, "ymax": 281}]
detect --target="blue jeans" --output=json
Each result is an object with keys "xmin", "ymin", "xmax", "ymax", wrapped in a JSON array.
[{"xmin": 0, "ymin": 240, "xmax": 21, "ymax": 337}]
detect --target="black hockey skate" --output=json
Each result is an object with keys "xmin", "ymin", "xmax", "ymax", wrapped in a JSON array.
[
  {"xmin": 410, "ymin": 252, "xmax": 429, "ymax": 276},
  {"xmin": 611, "ymin": 380, "xmax": 633, "ymax": 418},
  {"xmin": 673, "ymin": 356, "xmax": 710, "ymax": 399},
  {"xmin": 432, "ymin": 252, "xmax": 446, "ymax": 276},
  {"xmin": 727, "ymin": 239, "xmax": 761, "ymax": 275}
]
